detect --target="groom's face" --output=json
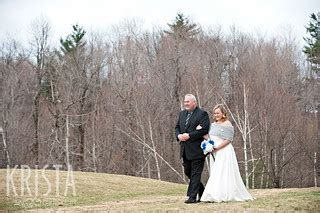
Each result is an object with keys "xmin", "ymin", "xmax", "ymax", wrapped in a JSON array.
[{"xmin": 184, "ymin": 96, "xmax": 196, "ymax": 112}]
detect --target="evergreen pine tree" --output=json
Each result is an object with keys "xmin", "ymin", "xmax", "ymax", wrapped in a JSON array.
[
  {"xmin": 165, "ymin": 13, "xmax": 200, "ymax": 39},
  {"xmin": 303, "ymin": 12, "xmax": 320, "ymax": 75},
  {"xmin": 60, "ymin": 24, "xmax": 86, "ymax": 53}
]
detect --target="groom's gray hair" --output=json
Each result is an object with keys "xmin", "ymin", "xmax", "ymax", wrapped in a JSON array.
[{"xmin": 185, "ymin": 94, "xmax": 197, "ymax": 104}]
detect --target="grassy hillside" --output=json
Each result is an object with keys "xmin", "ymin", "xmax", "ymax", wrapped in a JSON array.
[{"xmin": 0, "ymin": 169, "xmax": 319, "ymax": 211}]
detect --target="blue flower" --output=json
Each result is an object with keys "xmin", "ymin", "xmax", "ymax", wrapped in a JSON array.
[{"xmin": 201, "ymin": 139, "xmax": 215, "ymax": 154}]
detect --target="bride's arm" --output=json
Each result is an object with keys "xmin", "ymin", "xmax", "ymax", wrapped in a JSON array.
[{"xmin": 213, "ymin": 139, "xmax": 230, "ymax": 152}]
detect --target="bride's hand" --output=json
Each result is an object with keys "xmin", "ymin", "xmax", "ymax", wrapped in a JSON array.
[
  {"xmin": 203, "ymin": 134, "xmax": 209, "ymax": 140},
  {"xmin": 212, "ymin": 147, "xmax": 219, "ymax": 153}
]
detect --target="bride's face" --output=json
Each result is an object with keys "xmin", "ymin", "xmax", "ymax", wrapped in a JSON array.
[{"xmin": 213, "ymin": 108, "xmax": 224, "ymax": 122}]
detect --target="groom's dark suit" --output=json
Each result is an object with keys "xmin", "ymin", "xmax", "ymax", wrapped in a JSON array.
[{"xmin": 175, "ymin": 106, "xmax": 210, "ymax": 201}]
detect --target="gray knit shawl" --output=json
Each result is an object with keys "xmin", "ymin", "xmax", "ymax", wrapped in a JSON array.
[{"xmin": 209, "ymin": 122, "xmax": 234, "ymax": 142}]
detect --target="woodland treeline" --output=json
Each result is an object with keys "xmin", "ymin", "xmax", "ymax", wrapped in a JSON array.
[{"xmin": 0, "ymin": 13, "xmax": 319, "ymax": 188}]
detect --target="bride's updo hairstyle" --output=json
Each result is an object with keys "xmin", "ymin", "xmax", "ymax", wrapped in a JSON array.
[{"xmin": 213, "ymin": 104, "xmax": 228, "ymax": 122}]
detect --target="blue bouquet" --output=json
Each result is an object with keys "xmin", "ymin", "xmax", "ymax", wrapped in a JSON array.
[{"xmin": 201, "ymin": 139, "xmax": 215, "ymax": 155}]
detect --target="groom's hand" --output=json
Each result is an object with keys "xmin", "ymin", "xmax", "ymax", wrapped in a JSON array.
[
  {"xmin": 178, "ymin": 133, "xmax": 190, "ymax": 142},
  {"xmin": 178, "ymin": 134, "xmax": 185, "ymax": 141},
  {"xmin": 182, "ymin": 133, "xmax": 190, "ymax": 141}
]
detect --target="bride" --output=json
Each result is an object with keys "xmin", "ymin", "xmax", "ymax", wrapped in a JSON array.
[{"xmin": 200, "ymin": 104, "xmax": 254, "ymax": 202}]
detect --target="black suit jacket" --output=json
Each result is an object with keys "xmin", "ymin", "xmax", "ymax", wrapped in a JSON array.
[{"xmin": 175, "ymin": 106, "xmax": 210, "ymax": 160}]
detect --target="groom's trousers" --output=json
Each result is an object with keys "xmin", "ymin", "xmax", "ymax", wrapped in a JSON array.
[{"xmin": 182, "ymin": 155, "xmax": 205, "ymax": 200}]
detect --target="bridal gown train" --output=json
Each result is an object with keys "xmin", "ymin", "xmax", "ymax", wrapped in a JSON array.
[{"xmin": 201, "ymin": 123, "xmax": 254, "ymax": 202}]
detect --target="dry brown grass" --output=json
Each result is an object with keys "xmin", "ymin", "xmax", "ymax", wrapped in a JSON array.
[{"xmin": 1, "ymin": 169, "xmax": 319, "ymax": 212}]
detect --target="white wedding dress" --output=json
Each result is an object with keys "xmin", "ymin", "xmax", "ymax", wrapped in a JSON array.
[{"xmin": 201, "ymin": 122, "xmax": 254, "ymax": 202}]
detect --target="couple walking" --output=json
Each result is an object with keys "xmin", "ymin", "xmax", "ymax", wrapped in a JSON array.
[{"xmin": 175, "ymin": 94, "xmax": 254, "ymax": 203}]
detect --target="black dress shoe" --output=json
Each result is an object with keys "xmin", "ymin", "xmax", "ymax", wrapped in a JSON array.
[
  {"xmin": 198, "ymin": 184, "xmax": 204, "ymax": 202},
  {"xmin": 198, "ymin": 192, "xmax": 203, "ymax": 202},
  {"xmin": 184, "ymin": 198, "xmax": 197, "ymax": 204}
]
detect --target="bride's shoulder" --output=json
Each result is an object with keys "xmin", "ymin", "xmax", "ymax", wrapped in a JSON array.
[
  {"xmin": 212, "ymin": 120, "xmax": 233, "ymax": 127},
  {"xmin": 221, "ymin": 120, "xmax": 233, "ymax": 127}
]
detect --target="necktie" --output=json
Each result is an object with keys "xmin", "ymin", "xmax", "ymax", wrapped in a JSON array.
[{"xmin": 185, "ymin": 112, "xmax": 191, "ymax": 127}]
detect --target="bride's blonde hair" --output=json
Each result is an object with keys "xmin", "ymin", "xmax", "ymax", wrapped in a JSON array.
[{"xmin": 213, "ymin": 104, "xmax": 228, "ymax": 122}]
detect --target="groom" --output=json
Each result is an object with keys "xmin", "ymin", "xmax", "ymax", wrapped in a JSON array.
[{"xmin": 175, "ymin": 94, "xmax": 210, "ymax": 203}]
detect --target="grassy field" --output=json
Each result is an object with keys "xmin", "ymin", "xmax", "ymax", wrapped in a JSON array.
[{"xmin": 0, "ymin": 168, "xmax": 319, "ymax": 212}]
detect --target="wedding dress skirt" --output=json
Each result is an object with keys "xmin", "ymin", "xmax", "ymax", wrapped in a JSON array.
[{"xmin": 201, "ymin": 135, "xmax": 254, "ymax": 202}]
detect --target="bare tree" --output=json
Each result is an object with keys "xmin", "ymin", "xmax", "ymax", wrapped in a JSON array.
[
  {"xmin": 1, "ymin": 16, "xmax": 317, "ymax": 188},
  {"xmin": 29, "ymin": 16, "xmax": 51, "ymax": 165}
]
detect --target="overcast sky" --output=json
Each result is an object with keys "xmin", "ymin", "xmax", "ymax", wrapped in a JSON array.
[{"xmin": 0, "ymin": 0, "xmax": 319, "ymax": 47}]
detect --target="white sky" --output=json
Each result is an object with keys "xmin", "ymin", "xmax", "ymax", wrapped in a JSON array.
[{"xmin": 0, "ymin": 0, "xmax": 319, "ymax": 47}]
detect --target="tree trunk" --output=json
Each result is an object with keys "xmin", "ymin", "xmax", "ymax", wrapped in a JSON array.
[
  {"xmin": 281, "ymin": 139, "xmax": 286, "ymax": 188},
  {"xmin": 148, "ymin": 116, "xmax": 161, "ymax": 180},
  {"xmin": 32, "ymin": 93, "xmax": 40, "ymax": 165},
  {"xmin": 0, "ymin": 127, "xmax": 10, "ymax": 166},
  {"xmin": 243, "ymin": 83, "xmax": 249, "ymax": 188},
  {"xmin": 248, "ymin": 121, "xmax": 255, "ymax": 189},
  {"xmin": 65, "ymin": 114, "xmax": 70, "ymax": 167},
  {"xmin": 260, "ymin": 160, "xmax": 265, "ymax": 189},
  {"xmin": 92, "ymin": 116, "xmax": 97, "ymax": 172},
  {"xmin": 266, "ymin": 151, "xmax": 270, "ymax": 188},
  {"xmin": 314, "ymin": 152, "xmax": 317, "ymax": 187},
  {"xmin": 78, "ymin": 122, "xmax": 85, "ymax": 170}
]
